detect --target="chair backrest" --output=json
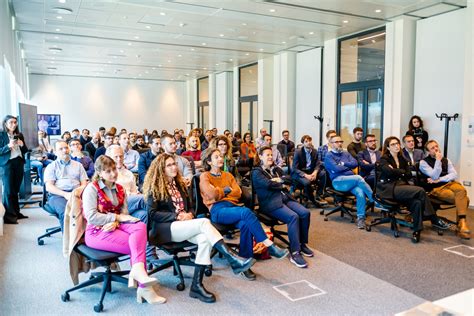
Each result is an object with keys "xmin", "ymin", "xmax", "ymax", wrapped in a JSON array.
[
  {"xmin": 182, "ymin": 155, "xmax": 196, "ymax": 175},
  {"xmin": 192, "ymin": 174, "xmax": 210, "ymax": 218},
  {"xmin": 276, "ymin": 143, "xmax": 288, "ymax": 159},
  {"xmin": 287, "ymin": 151, "xmax": 295, "ymax": 174}
]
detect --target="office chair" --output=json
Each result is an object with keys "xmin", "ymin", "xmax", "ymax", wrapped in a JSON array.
[
  {"xmin": 37, "ymin": 182, "xmax": 62, "ymax": 245},
  {"xmin": 319, "ymin": 167, "xmax": 357, "ymax": 223},
  {"xmin": 249, "ymin": 170, "xmax": 290, "ymax": 247},
  {"xmin": 182, "ymin": 155, "xmax": 196, "ymax": 175},
  {"xmin": 61, "ymin": 244, "xmax": 130, "ymax": 313},
  {"xmin": 365, "ymin": 163, "xmax": 414, "ymax": 239}
]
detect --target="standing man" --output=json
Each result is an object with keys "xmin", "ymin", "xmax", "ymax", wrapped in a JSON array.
[
  {"xmin": 347, "ymin": 127, "xmax": 366, "ymax": 158},
  {"xmin": 419, "ymin": 140, "xmax": 471, "ymax": 239}
]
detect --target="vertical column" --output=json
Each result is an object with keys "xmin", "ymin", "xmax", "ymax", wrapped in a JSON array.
[
  {"xmin": 208, "ymin": 73, "xmax": 216, "ymax": 129},
  {"xmin": 322, "ymin": 39, "xmax": 338, "ymax": 135},
  {"xmin": 258, "ymin": 56, "xmax": 274, "ymax": 135},
  {"xmin": 186, "ymin": 79, "xmax": 197, "ymax": 133},
  {"xmin": 215, "ymin": 71, "xmax": 233, "ymax": 132},
  {"xmin": 383, "ymin": 17, "xmax": 417, "ymax": 140}
]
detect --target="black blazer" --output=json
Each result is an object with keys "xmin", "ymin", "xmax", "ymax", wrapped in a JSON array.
[
  {"xmin": 146, "ymin": 186, "xmax": 193, "ymax": 245},
  {"xmin": 0, "ymin": 131, "xmax": 28, "ymax": 167},
  {"xmin": 252, "ymin": 166, "xmax": 293, "ymax": 213},
  {"xmin": 291, "ymin": 147, "xmax": 320, "ymax": 179},
  {"xmin": 376, "ymin": 153, "xmax": 412, "ymax": 200}
]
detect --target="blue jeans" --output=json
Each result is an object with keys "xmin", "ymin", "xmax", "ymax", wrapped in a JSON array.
[
  {"xmin": 267, "ymin": 201, "xmax": 310, "ymax": 253},
  {"xmin": 47, "ymin": 194, "xmax": 68, "ymax": 231},
  {"xmin": 210, "ymin": 201, "xmax": 268, "ymax": 259},
  {"xmin": 127, "ymin": 195, "xmax": 148, "ymax": 224},
  {"xmin": 332, "ymin": 175, "xmax": 373, "ymax": 219}
]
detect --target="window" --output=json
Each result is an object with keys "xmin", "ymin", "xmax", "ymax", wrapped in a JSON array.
[
  {"xmin": 239, "ymin": 63, "xmax": 258, "ymax": 138},
  {"xmin": 337, "ymin": 28, "xmax": 385, "ymax": 145},
  {"xmin": 197, "ymin": 77, "xmax": 209, "ymax": 130}
]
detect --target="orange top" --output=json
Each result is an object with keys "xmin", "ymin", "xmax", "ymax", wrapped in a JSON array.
[
  {"xmin": 199, "ymin": 171, "xmax": 242, "ymax": 210},
  {"xmin": 240, "ymin": 142, "xmax": 256, "ymax": 159}
]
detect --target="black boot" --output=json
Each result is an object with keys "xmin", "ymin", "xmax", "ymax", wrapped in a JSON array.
[
  {"xmin": 213, "ymin": 240, "xmax": 256, "ymax": 274},
  {"xmin": 189, "ymin": 265, "xmax": 216, "ymax": 303}
]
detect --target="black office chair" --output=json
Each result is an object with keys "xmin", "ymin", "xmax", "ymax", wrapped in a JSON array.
[
  {"xmin": 365, "ymin": 163, "xmax": 413, "ymax": 239},
  {"xmin": 37, "ymin": 182, "xmax": 62, "ymax": 245},
  {"xmin": 249, "ymin": 170, "xmax": 290, "ymax": 247},
  {"xmin": 319, "ymin": 167, "xmax": 357, "ymax": 223},
  {"xmin": 61, "ymin": 244, "xmax": 130, "ymax": 313}
]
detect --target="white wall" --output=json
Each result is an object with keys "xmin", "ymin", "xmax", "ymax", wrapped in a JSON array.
[
  {"xmin": 414, "ymin": 9, "xmax": 466, "ymax": 165},
  {"xmin": 322, "ymin": 39, "xmax": 338, "ymax": 137},
  {"xmin": 29, "ymin": 75, "xmax": 186, "ymax": 134},
  {"xmin": 215, "ymin": 71, "xmax": 233, "ymax": 132},
  {"xmin": 296, "ymin": 48, "xmax": 322, "ymax": 145}
]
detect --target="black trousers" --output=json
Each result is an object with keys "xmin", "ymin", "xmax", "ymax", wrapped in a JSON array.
[
  {"xmin": 2, "ymin": 157, "xmax": 24, "ymax": 222},
  {"xmin": 393, "ymin": 184, "xmax": 434, "ymax": 232}
]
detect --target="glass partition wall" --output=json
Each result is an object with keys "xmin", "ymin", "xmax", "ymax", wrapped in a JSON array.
[
  {"xmin": 337, "ymin": 28, "xmax": 385, "ymax": 146},
  {"xmin": 197, "ymin": 77, "xmax": 209, "ymax": 131},
  {"xmin": 239, "ymin": 63, "xmax": 258, "ymax": 139}
]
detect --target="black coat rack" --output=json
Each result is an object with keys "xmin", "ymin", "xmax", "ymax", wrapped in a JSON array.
[{"xmin": 435, "ymin": 113, "xmax": 459, "ymax": 157}]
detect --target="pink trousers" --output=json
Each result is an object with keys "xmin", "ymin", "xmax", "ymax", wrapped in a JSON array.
[{"xmin": 85, "ymin": 222, "xmax": 147, "ymax": 266}]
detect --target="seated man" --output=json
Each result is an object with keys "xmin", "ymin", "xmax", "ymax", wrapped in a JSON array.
[
  {"xmin": 317, "ymin": 130, "xmax": 337, "ymax": 163},
  {"xmin": 201, "ymin": 130, "xmax": 213, "ymax": 151},
  {"xmin": 347, "ymin": 127, "xmax": 366, "ymax": 158},
  {"xmin": 85, "ymin": 132, "xmax": 102, "ymax": 159},
  {"xmin": 118, "ymin": 132, "xmax": 140, "ymax": 172},
  {"xmin": 278, "ymin": 130, "xmax": 295, "ymax": 155},
  {"xmin": 129, "ymin": 132, "xmax": 137, "ymax": 148},
  {"xmin": 162, "ymin": 134, "xmax": 193, "ymax": 186},
  {"xmin": 291, "ymin": 135, "xmax": 326, "ymax": 207},
  {"xmin": 133, "ymin": 135, "xmax": 149, "ymax": 151},
  {"xmin": 255, "ymin": 128, "xmax": 267, "ymax": 149},
  {"xmin": 93, "ymin": 131, "xmax": 114, "ymax": 161},
  {"xmin": 106, "ymin": 145, "xmax": 147, "ymax": 223},
  {"xmin": 30, "ymin": 146, "xmax": 53, "ymax": 185},
  {"xmin": 69, "ymin": 138, "xmax": 94, "ymax": 178},
  {"xmin": 137, "ymin": 135, "xmax": 161, "ymax": 188},
  {"xmin": 419, "ymin": 140, "xmax": 470, "ymax": 239},
  {"xmin": 44, "ymin": 140, "xmax": 88, "ymax": 231},
  {"xmin": 263, "ymin": 134, "xmax": 284, "ymax": 168},
  {"xmin": 357, "ymin": 134, "xmax": 381, "ymax": 188},
  {"xmin": 79, "ymin": 128, "xmax": 91, "ymax": 148},
  {"xmin": 325, "ymin": 135, "xmax": 374, "ymax": 229},
  {"xmin": 181, "ymin": 135, "xmax": 203, "ymax": 169},
  {"xmin": 402, "ymin": 134, "xmax": 424, "ymax": 166}
]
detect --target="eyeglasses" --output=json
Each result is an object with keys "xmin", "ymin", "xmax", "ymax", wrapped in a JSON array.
[
  {"xmin": 218, "ymin": 143, "xmax": 227, "ymax": 146},
  {"xmin": 389, "ymin": 142, "xmax": 400, "ymax": 147},
  {"xmin": 366, "ymin": 140, "xmax": 377, "ymax": 143},
  {"xmin": 332, "ymin": 141, "xmax": 343, "ymax": 144}
]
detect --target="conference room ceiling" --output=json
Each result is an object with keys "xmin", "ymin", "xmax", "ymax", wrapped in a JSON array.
[{"xmin": 12, "ymin": 0, "xmax": 467, "ymax": 82}]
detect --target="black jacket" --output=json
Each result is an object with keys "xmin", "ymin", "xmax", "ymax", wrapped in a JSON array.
[
  {"xmin": 0, "ymin": 132, "xmax": 28, "ymax": 167},
  {"xmin": 376, "ymin": 153, "xmax": 412, "ymax": 200},
  {"xmin": 146, "ymin": 186, "xmax": 193, "ymax": 245},
  {"xmin": 252, "ymin": 166, "xmax": 293, "ymax": 212}
]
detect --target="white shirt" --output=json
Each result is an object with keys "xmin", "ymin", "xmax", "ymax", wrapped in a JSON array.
[{"xmin": 116, "ymin": 167, "xmax": 138, "ymax": 195}]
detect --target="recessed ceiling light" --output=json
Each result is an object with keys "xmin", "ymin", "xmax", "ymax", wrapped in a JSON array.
[
  {"xmin": 186, "ymin": 73, "xmax": 190, "ymax": 76},
  {"xmin": 375, "ymin": 9, "xmax": 382, "ymax": 13},
  {"xmin": 55, "ymin": 28, "xmax": 60, "ymax": 32},
  {"xmin": 59, "ymin": 0, "xmax": 66, "ymax": 3},
  {"xmin": 152, "ymin": 67, "xmax": 156, "ymax": 70},
  {"xmin": 269, "ymin": 9, "xmax": 276, "ymax": 13},
  {"xmin": 229, "ymin": 59, "xmax": 233, "ymax": 61},
  {"xmin": 245, "ymin": 53, "xmax": 250, "ymax": 56},
  {"xmin": 120, "ymin": 49, "xmax": 124, "ymax": 53},
  {"xmin": 167, "ymin": 60, "xmax": 171, "ymax": 63},
  {"xmin": 190, "ymin": 48, "xmax": 195, "ymax": 51},
  {"xmin": 160, "ymin": 12, "xmax": 166, "ymax": 16},
  {"xmin": 128, "ymin": 42, "xmax": 132, "ymax": 46},
  {"xmin": 195, "ymin": 70, "xmax": 199, "ymax": 73},
  {"xmin": 242, "ymin": 23, "xmax": 247, "ymax": 26},
  {"xmin": 201, "ymin": 42, "xmax": 207, "ymax": 46},
  {"xmin": 145, "ymin": 25, "xmax": 151, "ymax": 29},
  {"xmin": 179, "ymin": 23, "xmax": 186, "ymax": 27},
  {"xmin": 219, "ymin": 34, "xmax": 224, "ymax": 37},
  {"xmin": 145, "ymin": 70, "xmax": 149, "ymax": 74},
  {"xmin": 158, "ymin": 64, "xmax": 162, "ymax": 67},
  {"xmin": 281, "ymin": 41, "xmax": 286, "ymax": 44},
  {"xmin": 215, "ymin": 63, "xmax": 219, "ymax": 66},
  {"xmin": 50, "ymin": 61, "xmax": 55, "ymax": 63},
  {"xmin": 122, "ymin": 15, "xmax": 127, "ymax": 19},
  {"xmin": 309, "ymin": 31, "xmax": 314, "ymax": 35},
  {"xmin": 134, "ymin": 36, "xmax": 139, "ymax": 39},
  {"xmin": 54, "ymin": 36, "xmax": 59, "ymax": 39},
  {"xmin": 203, "ymin": 67, "xmax": 207, "ymax": 70},
  {"xmin": 259, "ymin": 48, "xmax": 264, "ymax": 51},
  {"xmin": 138, "ymin": 74, "xmax": 142, "ymax": 76},
  {"xmin": 178, "ymin": 54, "xmax": 182, "ymax": 57},
  {"xmin": 107, "ymin": 61, "xmax": 112, "ymax": 63},
  {"xmin": 56, "ymin": 15, "xmax": 63, "ymax": 19},
  {"xmin": 343, "ymin": 20, "xmax": 349, "ymax": 24}
]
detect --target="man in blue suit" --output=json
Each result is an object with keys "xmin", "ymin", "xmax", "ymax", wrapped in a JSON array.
[
  {"xmin": 291, "ymin": 135, "xmax": 326, "ymax": 207},
  {"xmin": 402, "ymin": 135, "xmax": 424, "ymax": 166},
  {"xmin": 357, "ymin": 134, "xmax": 381, "ymax": 188}
]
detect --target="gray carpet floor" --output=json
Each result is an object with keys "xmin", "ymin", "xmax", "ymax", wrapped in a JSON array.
[{"xmin": 1, "ymin": 198, "xmax": 472, "ymax": 315}]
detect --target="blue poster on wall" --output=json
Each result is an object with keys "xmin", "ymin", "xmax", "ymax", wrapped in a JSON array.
[{"xmin": 37, "ymin": 114, "xmax": 61, "ymax": 136}]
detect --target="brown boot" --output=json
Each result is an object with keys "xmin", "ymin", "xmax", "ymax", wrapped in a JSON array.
[{"xmin": 458, "ymin": 218, "xmax": 471, "ymax": 239}]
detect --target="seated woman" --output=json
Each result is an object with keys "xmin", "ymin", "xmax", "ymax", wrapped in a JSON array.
[
  {"xmin": 239, "ymin": 132, "xmax": 256, "ymax": 168},
  {"xmin": 252, "ymin": 146, "xmax": 312, "ymax": 268},
  {"xmin": 377, "ymin": 137, "xmax": 448, "ymax": 243},
  {"xmin": 209, "ymin": 135, "xmax": 238, "ymax": 179},
  {"xmin": 143, "ymin": 153, "xmax": 255, "ymax": 303},
  {"xmin": 200, "ymin": 149, "xmax": 289, "ymax": 281},
  {"xmin": 82, "ymin": 156, "xmax": 165, "ymax": 304}
]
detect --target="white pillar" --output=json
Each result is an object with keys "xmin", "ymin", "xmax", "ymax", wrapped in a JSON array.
[
  {"xmin": 322, "ymin": 39, "xmax": 338, "ymax": 134},
  {"xmin": 258, "ymin": 57, "xmax": 274, "ymax": 136},
  {"xmin": 232, "ymin": 67, "xmax": 239, "ymax": 132},
  {"xmin": 215, "ymin": 71, "xmax": 233, "ymax": 132},
  {"xmin": 383, "ymin": 17, "xmax": 417, "ymax": 140},
  {"xmin": 186, "ymin": 79, "xmax": 197, "ymax": 133},
  {"xmin": 208, "ymin": 73, "xmax": 216, "ymax": 129}
]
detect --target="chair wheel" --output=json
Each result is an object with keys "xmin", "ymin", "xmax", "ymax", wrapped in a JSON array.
[
  {"xmin": 319, "ymin": 210, "xmax": 324, "ymax": 215},
  {"xmin": 324, "ymin": 217, "xmax": 328, "ymax": 221},
  {"xmin": 204, "ymin": 268, "xmax": 212, "ymax": 277},
  {"xmin": 365, "ymin": 226, "xmax": 371, "ymax": 232},
  {"xmin": 176, "ymin": 283, "xmax": 185, "ymax": 291},
  {"xmin": 438, "ymin": 230, "xmax": 443, "ymax": 236},
  {"xmin": 38, "ymin": 239, "xmax": 45, "ymax": 246},
  {"xmin": 94, "ymin": 303, "xmax": 103, "ymax": 313},
  {"xmin": 61, "ymin": 293, "xmax": 70, "ymax": 302}
]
